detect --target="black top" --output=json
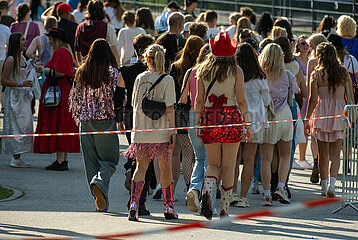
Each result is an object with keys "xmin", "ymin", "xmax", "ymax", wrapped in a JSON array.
[
  {"xmin": 58, "ymin": 18, "xmax": 78, "ymax": 53},
  {"xmin": 0, "ymin": 15, "xmax": 14, "ymax": 28},
  {"xmin": 119, "ymin": 60, "xmax": 147, "ymax": 111}
]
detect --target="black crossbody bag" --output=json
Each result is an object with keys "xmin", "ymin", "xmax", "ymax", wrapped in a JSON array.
[
  {"xmin": 175, "ymin": 69, "xmax": 192, "ymax": 128},
  {"xmin": 142, "ymin": 74, "xmax": 167, "ymax": 120}
]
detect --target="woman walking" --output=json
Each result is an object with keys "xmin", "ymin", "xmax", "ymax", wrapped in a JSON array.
[
  {"xmin": 258, "ymin": 43, "xmax": 298, "ymax": 206},
  {"xmin": 34, "ymin": 28, "xmax": 80, "ymax": 170},
  {"xmin": 305, "ymin": 42, "xmax": 353, "ymax": 197},
  {"xmin": 195, "ymin": 32, "xmax": 251, "ymax": 219},
  {"xmin": 69, "ymin": 39, "xmax": 120, "ymax": 212},
  {"xmin": 1, "ymin": 33, "xmax": 33, "ymax": 167},
  {"xmin": 123, "ymin": 44, "xmax": 177, "ymax": 221}
]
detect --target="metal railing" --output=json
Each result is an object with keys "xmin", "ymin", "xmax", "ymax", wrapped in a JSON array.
[{"xmin": 333, "ymin": 105, "xmax": 358, "ymax": 214}]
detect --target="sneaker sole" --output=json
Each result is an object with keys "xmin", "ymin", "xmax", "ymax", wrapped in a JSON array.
[
  {"xmin": 164, "ymin": 212, "xmax": 178, "ymax": 220},
  {"xmin": 128, "ymin": 209, "xmax": 138, "ymax": 221},
  {"xmin": 273, "ymin": 192, "xmax": 290, "ymax": 204},
  {"xmin": 91, "ymin": 184, "xmax": 106, "ymax": 211},
  {"xmin": 186, "ymin": 192, "xmax": 199, "ymax": 212},
  {"xmin": 237, "ymin": 202, "xmax": 250, "ymax": 208},
  {"xmin": 230, "ymin": 199, "xmax": 239, "ymax": 206},
  {"xmin": 326, "ymin": 189, "xmax": 335, "ymax": 198},
  {"xmin": 10, "ymin": 163, "xmax": 30, "ymax": 168}
]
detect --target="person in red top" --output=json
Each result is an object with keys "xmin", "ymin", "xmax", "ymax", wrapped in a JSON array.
[{"xmin": 34, "ymin": 28, "xmax": 80, "ymax": 171}]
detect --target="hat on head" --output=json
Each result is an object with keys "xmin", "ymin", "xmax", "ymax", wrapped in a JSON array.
[
  {"xmin": 210, "ymin": 32, "xmax": 237, "ymax": 57},
  {"xmin": 183, "ymin": 22, "xmax": 192, "ymax": 32},
  {"xmin": 57, "ymin": 3, "xmax": 73, "ymax": 15},
  {"xmin": 45, "ymin": 28, "xmax": 69, "ymax": 43},
  {"xmin": 167, "ymin": 1, "xmax": 181, "ymax": 10},
  {"xmin": 327, "ymin": 33, "xmax": 343, "ymax": 47}
]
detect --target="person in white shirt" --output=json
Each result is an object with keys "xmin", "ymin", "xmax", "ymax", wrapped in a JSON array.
[
  {"xmin": 225, "ymin": 12, "xmax": 240, "ymax": 39},
  {"xmin": 104, "ymin": 0, "xmax": 125, "ymax": 33},
  {"xmin": 0, "ymin": 9, "xmax": 11, "ymax": 112},
  {"xmin": 72, "ymin": 0, "xmax": 88, "ymax": 24},
  {"xmin": 204, "ymin": 10, "xmax": 220, "ymax": 41},
  {"xmin": 117, "ymin": 11, "xmax": 146, "ymax": 66}
]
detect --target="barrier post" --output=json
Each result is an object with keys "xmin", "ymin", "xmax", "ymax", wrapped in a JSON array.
[{"xmin": 332, "ymin": 105, "xmax": 358, "ymax": 214}]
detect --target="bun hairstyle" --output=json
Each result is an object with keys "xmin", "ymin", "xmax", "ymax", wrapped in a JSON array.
[{"xmin": 145, "ymin": 44, "xmax": 165, "ymax": 74}]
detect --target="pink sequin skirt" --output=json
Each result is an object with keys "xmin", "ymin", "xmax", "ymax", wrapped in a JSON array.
[
  {"xmin": 123, "ymin": 143, "xmax": 171, "ymax": 161},
  {"xmin": 199, "ymin": 106, "xmax": 244, "ymax": 144}
]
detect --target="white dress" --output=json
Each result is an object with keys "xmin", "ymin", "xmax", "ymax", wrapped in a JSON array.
[{"xmin": 2, "ymin": 56, "xmax": 33, "ymax": 154}]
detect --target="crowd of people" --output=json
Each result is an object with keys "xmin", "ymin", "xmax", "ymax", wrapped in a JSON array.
[{"xmin": 0, "ymin": 0, "xmax": 356, "ymax": 221}]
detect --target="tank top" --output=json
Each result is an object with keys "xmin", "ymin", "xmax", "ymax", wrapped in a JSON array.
[
  {"xmin": 202, "ymin": 69, "xmax": 237, "ymax": 107},
  {"xmin": 39, "ymin": 35, "xmax": 52, "ymax": 65}
]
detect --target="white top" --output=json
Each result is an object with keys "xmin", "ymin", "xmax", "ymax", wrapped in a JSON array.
[
  {"xmin": 344, "ymin": 55, "xmax": 358, "ymax": 75},
  {"xmin": 285, "ymin": 60, "xmax": 300, "ymax": 76},
  {"xmin": 117, "ymin": 27, "xmax": 146, "ymax": 66},
  {"xmin": 0, "ymin": 24, "xmax": 10, "ymax": 61},
  {"xmin": 205, "ymin": 28, "xmax": 221, "ymax": 41},
  {"xmin": 73, "ymin": 10, "xmax": 85, "ymax": 24},
  {"xmin": 106, "ymin": 23, "xmax": 118, "ymax": 47},
  {"xmin": 225, "ymin": 25, "xmax": 236, "ymax": 39},
  {"xmin": 131, "ymin": 71, "xmax": 176, "ymax": 143},
  {"xmin": 105, "ymin": 7, "xmax": 124, "ymax": 30},
  {"xmin": 244, "ymin": 78, "xmax": 271, "ymax": 133}
]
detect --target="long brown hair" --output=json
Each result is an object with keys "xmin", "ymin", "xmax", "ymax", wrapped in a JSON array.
[
  {"xmin": 171, "ymin": 35, "xmax": 204, "ymax": 82},
  {"xmin": 197, "ymin": 54, "xmax": 237, "ymax": 83},
  {"xmin": 104, "ymin": 0, "xmax": 125, "ymax": 22},
  {"xmin": 237, "ymin": 43, "xmax": 265, "ymax": 82},
  {"xmin": 316, "ymin": 42, "xmax": 347, "ymax": 93},
  {"xmin": 75, "ymin": 39, "xmax": 117, "ymax": 89},
  {"xmin": 6, "ymin": 33, "xmax": 23, "ymax": 76},
  {"xmin": 274, "ymin": 36, "xmax": 294, "ymax": 63}
]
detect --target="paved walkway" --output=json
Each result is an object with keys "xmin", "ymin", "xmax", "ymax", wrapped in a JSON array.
[{"xmin": 1, "ymin": 112, "xmax": 358, "ymax": 239}]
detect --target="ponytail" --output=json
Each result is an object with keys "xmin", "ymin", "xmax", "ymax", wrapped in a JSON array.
[{"xmin": 145, "ymin": 44, "xmax": 165, "ymax": 74}]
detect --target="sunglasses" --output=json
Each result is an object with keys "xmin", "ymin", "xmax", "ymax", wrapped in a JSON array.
[{"xmin": 299, "ymin": 41, "xmax": 309, "ymax": 47}]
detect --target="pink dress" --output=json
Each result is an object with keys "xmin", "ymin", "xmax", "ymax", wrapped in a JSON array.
[{"xmin": 310, "ymin": 86, "xmax": 345, "ymax": 142}]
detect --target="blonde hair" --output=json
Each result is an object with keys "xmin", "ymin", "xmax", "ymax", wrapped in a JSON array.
[
  {"xmin": 307, "ymin": 33, "xmax": 327, "ymax": 58},
  {"xmin": 195, "ymin": 12, "xmax": 206, "ymax": 23},
  {"xmin": 50, "ymin": 37, "xmax": 74, "ymax": 61},
  {"xmin": 145, "ymin": 44, "xmax": 165, "ymax": 74},
  {"xmin": 237, "ymin": 16, "xmax": 252, "ymax": 30},
  {"xmin": 44, "ymin": 16, "xmax": 58, "ymax": 31},
  {"xmin": 269, "ymin": 26, "xmax": 287, "ymax": 40},
  {"xmin": 258, "ymin": 43, "xmax": 285, "ymax": 80},
  {"xmin": 337, "ymin": 15, "xmax": 356, "ymax": 38}
]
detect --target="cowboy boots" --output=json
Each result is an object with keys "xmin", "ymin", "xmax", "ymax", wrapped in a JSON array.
[
  {"xmin": 201, "ymin": 176, "xmax": 217, "ymax": 220},
  {"xmin": 128, "ymin": 180, "xmax": 144, "ymax": 221},
  {"xmin": 220, "ymin": 186, "xmax": 233, "ymax": 218},
  {"xmin": 162, "ymin": 182, "xmax": 178, "ymax": 219}
]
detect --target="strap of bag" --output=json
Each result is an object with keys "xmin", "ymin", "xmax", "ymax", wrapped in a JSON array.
[
  {"xmin": 347, "ymin": 38, "xmax": 356, "ymax": 52},
  {"xmin": 24, "ymin": 21, "xmax": 30, "ymax": 39},
  {"xmin": 351, "ymin": 56, "xmax": 357, "ymax": 86},
  {"xmin": 204, "ymin": 77, "xmax": 217, "ymax": 104},
  {"xmin": 144, "ymin": 74, "xmax": 167, "ymax": 97},
  {"xmin": 177, "ymin": 69, "xmax": 192, "ymax": 103}
]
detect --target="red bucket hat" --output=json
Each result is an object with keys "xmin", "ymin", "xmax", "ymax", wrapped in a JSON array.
[{"xmin": 210, "ymin": 32, "xmax": 237, "ymax": 57}]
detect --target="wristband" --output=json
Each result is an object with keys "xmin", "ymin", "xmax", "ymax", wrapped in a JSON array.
[{"xmin": 17, "ymin": 81, "xmax": 23, "ymax": 87}]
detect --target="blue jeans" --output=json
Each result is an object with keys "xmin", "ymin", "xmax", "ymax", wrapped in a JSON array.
[
  {"xmin": 288, "ymin": 100, "xmax": 298, "ymax": 178},
  {"xmin": 187, "ymin": 111, "xmax": 207, "ymax": 192}
]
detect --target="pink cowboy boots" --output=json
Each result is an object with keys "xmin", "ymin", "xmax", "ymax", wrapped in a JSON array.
[
  {"xmin": 128, "ymin": 180, "xmax": 144, "ymax": 221},
  {"xmin": 162, "ymin": 182, "xmax": 178, "ymax": 219}
]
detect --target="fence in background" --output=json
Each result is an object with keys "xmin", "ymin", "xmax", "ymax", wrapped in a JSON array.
[{"xmin": 333, "ymin": 105, "xmax": 358, "ymax": 214}]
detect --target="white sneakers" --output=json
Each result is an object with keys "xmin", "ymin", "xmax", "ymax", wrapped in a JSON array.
[
  {"xmin": 292, "ymin": 160, "xmax": 313, "ymax": 170},
  {"xmin": 187, "ymin": 189, "xmax": 200, "ymax": 212},
  {"xmin": 230, "ymin": 193, "xmax": 239, "ymax": 206},
  {"xmin": 10, "ymin": 157, "xmax": 31, "ymax": 168}
]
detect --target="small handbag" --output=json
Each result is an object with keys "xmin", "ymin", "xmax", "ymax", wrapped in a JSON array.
[
  {"xmin": 175, "ymin": 69, "xmax": 192, "ymax": 128},
  {"xmin": 42, "ymin": 68, "xmax": 61, "ymax": 107},
  {"xmin": 142, "ymin": 74, "xmax": 167, "ymax": 120}
]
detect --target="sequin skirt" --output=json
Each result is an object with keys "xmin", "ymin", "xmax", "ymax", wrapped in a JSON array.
[
  {"xmin": 123, "ymin": 143, "xmax": 171, "ymax": 161},
  {"xmin": 199, "ymin": 106, "xmax": 244, "ymax": 144}
]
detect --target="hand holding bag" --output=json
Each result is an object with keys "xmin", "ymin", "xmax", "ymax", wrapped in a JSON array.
[
  {"xmin": 142, "ymin": 74, "xmax": 167, "ymax": 120},
  {"xmin": 42, "ymin": 67, "xmax": 61, "ymax": 107}
]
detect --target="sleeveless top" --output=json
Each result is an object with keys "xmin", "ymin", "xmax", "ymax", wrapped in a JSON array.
[
  {"xmin": 39, "ymin": 35, "xmax": 52, "ymax": 65},
  {"xmin": 202, "ymin": 69, "xmax": 237, "ymax": 107}
]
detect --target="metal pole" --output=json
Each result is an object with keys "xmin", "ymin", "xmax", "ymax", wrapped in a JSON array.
[
  {"xmin": 236, "ymin": 0, "xmax": 239, "ymax": 12},
  {"xmin": 272, "ymin": 0, "xmax": 275, "ymax": 20},
  {"xmin": 311, "ymin": 0, "xmax": 315, "ymax": 33}
]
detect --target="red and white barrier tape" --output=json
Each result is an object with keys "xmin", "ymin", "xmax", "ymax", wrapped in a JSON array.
[
  {"xmin": 0, "ymin": 114, "xmax": 345, "ymax": 138},
  {"xmin": 21, "ymin": 197, "xmax": 341, "ymax": 240}
]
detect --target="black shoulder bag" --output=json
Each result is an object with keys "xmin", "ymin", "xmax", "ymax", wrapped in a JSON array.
[
  {"xmin": 199, "ymin": 77, "xmax": 217, "ymax": 125},
  {"xmin": 175, "ymin": 69, "xmax": 192, "ymax": 128},
  {"xmin": 142, "ymin": 74, "xmax": 167, "ymax": 120}
]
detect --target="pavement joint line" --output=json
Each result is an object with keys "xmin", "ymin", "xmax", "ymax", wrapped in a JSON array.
[{"xmin": 0, "ymin": 185, "xmax": 24, "ymax": 202}]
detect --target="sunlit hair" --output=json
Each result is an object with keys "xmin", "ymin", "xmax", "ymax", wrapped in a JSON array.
[
  {"xmin": 44, "ymin": 16, "xmax": 58, "ymax": 31},
  {"xmin": 269, "ymin": 26, "xmax": 287, "ymax": 40},
  {"xmin": 273, "ymin": 17, "xmax": 293, "ymax": 42},
  {"xmin": 195, "ymin": 43, "xmax": 210, "ymax": 67},
  {"xmin": 16, "ymin": 3, "xmax": 30, "ymax": 22},
  {"xmin": 316, "ymin": 42, "xmax": 347, "ymax": 93},
  {"xmin": 258, "ymin": 43, "xmax": 285, "ymax": 80},
  {"xmin": 337, "ymin": 15, "xmax": 356, "ymax": 38},
  {"xmin": 75, "ymin": 39, "xmax": 117, "ymax": 89},
  {"xmin": 135, "ymin": 7, "xmax": 154, "ymax": 31},
  {"xmin": 6, "ymin": 32, "xmax": 22, "ymax": 76},
  {"xmin": 171, "ymin": 35, "xmax": 204, "ymax": 83},
  {"xmin": 85, "ymin": 0, "xmax": 106, "ymax": 20},
  {"xmin": 274, "ymin": 36, "xmax": 294, "ymax": 63},
  {"xmin": 237, "ymin": 43, "xmax": 265, "ymax": 82},
  {"xmin": 307, "ymin": 33, "xmax": 327, "ymax": 58},
  {"xmin": 49, "ymin": 36, "xmax": 74, "ymax": 62},
  {"xmin": 259, "ymin": 38, "xmax": 274, "ymax": 52},
  {"xmin": 317, "ymin": 16, "xmax": 336, "ymax": 34},
  {"xmin": 294, "ymin": 35, "xmax": 308, "ymax": 54},
  {"xmin": 197, "ymin": 53, "xmax": 237, "ymax": 83},
  {"xmin": 237, "ymin": 17, "xmax": 251, "ymax": 30},
  {"xmin": 238, "ymin": 28, "xmax": 259, "ymax": 43},
  {"xmin": 104, "ymin": 0, "xmax": 125, "ymax": 22},
  {"xmin": 195, "ymin": 12, "xmax": 206, "ymax": 23},
  {"xmin": 145, "ymin": 44, "xmax": 165, "ymax": 74}
]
